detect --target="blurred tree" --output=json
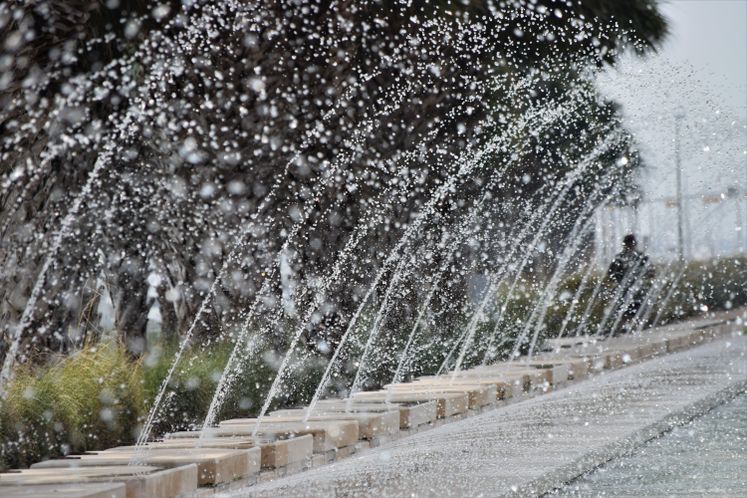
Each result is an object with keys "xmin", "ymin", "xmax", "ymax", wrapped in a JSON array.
[{"xmin": 0, "ymin": 0, "xmax": 667, "ymax": 372}]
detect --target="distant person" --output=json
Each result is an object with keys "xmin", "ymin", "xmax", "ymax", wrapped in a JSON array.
[
  {"xmin": 607, "ymin": 234, "xmax": 653, "ymax": 334},
  {"xmin": 607, "ymin": 234, "xmax": 648, "ymax": 284}
]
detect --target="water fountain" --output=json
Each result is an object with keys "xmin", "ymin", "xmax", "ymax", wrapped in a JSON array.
[{"xmin": 1, "ymin": 1, "xmax": 744, "ymax": 497}]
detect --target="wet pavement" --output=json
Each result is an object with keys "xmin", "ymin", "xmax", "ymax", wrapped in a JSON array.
[
  {"xmin": 557, "ymin": 393, "xmax": 747, "ymax": 497},
  {"xmin": 224, "ymin": 335, "xmax": 747, "ymax": 497}
]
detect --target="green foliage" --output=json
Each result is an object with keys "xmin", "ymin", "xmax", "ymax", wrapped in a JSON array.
[
  {"xmin": 410, "ymin": 257, "xmax": 747, "ymax": 370},
  {"xmin": 0, "ymin": 338, "xmax": 326, "ymax": 470},
  {"xmin": 0, "ymin": 343, "xmax": 143, "ymax": 469},
  {"xmin": 138, "ymin": 340, "xmax": 320, "ymax": 435},
  {"xmin": 486, "ymin": 256, "xmax": 747, "ymax": 355},
  {"xmin": 140, "ymin": 342, "xmax": 233, "ymax": 435},
  {"xmin": 653, "ymin": 257, "xmax": 747, "ymax": 324}
]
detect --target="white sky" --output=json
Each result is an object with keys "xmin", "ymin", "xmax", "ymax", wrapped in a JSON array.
[
  {"xmin": 596, "ymin": 0, "xmax": 747, "ymax": 259},
  {"xmin": 659, "ymin": 0, "xmax": 747, "ymax": 119}
]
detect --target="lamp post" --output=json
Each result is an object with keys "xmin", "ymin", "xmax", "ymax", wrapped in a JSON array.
[
  {"xmin": 673, "ymin": 110, "xmax": 686, "ymax": 261},
  {"xmin": 744, "ymin": 153, "xmax": 747, "ymax": 253}
]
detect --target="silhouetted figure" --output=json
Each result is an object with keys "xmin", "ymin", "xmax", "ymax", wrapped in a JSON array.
[
  {"xmin": 608, "ymin": 234, "xmax": 648, "ymax": 284},
  {"xmin": 607, "ymin": 234, "xmax": 652, "ymax": 334}
]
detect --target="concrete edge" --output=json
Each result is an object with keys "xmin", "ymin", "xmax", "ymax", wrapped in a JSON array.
[{"xmin": 512, "ymin": 378, "xmax": 747, "ymax": 497}]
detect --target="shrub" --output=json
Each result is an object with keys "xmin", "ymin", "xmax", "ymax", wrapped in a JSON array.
[
  {"xmin": 0, "ymin": 342, "xmax": 143, "ymax": 469},
  {"xmin": 0, "ymin": 338, "xmax": 314, "ymax": 469},
  {"xmin": 654, "ymin": 257, "xmax": 747, "ymax": 324},
  {"xmin": 139, "ymin": 339, "xmax": 328, "ymax": 436}
]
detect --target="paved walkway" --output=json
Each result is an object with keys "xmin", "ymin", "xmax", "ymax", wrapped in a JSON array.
[
  {"xmin": 557, "ymin": 393, "xmax": 747, "ymax": 496},
  {"xmin": 225, "ymin": 335, "xmax": 747, "ymax": 497}
]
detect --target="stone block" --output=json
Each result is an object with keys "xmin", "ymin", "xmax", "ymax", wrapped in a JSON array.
[
  {"xmin": 687, "ymin": 329, "xmax": 709, "ymax": 345},
  {"xmin": 442, "ymin": 368, "xmax": 529, "ymax": 393},
  {"xmin": 334, "ymin": 445, "xmax": 355, "ymax": 460},
  {"xmin": 562, "ymin": 358, "xmax": 589, "ymax": 380},
  {"xmin": 313, "ymin": 399, "xmax": 438, "ymax": 429},
  {"xmin": 633, "ymin": 341, "xmax": 655, "ymax": 358},
  {"xmin": 355, "ymin": 440, "xmax": 372, "ymax": 452},
  {"xmin": 387, "ymin": 382, "xmax": 496, "ymax": 409},
  {"xmin": 1, "ymin": 465, "xmax": 196, "ymax": 498},
  {"xmin": 589, "ymin": 356, "xmax": 607, "ymax": 372},
  {"xmin": 494, "ymin": 361, "xmax": 570, "ymax": 386},
  {"xmin": 193, "ymin": 419, "xmax": 359, "ymax": 453},
  {"xmin": 279, "ymin": 459, "xmax": 308, "ymax": 477},
  {"xmin": 126, "ymin": 434, "xmax": 312, "ymax": 471},
  {"xmin": 258, "ymin": 470, "xmax": 277, "ymax": 484},
  {"xmin": 526, "ymin": 363, "xmax": 572, "ymax": 385},
  {"xmin": 398, "ymin": 400, "xmax": 438, "ymax": 428},
  {"xmin": 350, "ymin": 390, "xmax": 468, "ymax": 418},
  {"xmin": 604, "ymin": 337, "xmax": 662, "ymax": 362},
  {"xmin": 31, "ymin": 448, "xmax": 259, "ymax": 487},
  {"xmin": 104, "ymin": 437, "xmax": 258, "ymax": 452},
  {"xmin": 311, "ymin": 454, "xmax": 327, "ymax": 468},
  {"xmin": 256, "ymin": 435, "xmax": 313, "ymax": 469},
  {"xmin": 543, "ymin": 351, "xmax": 603, "ymax": 374},
  {"xmin": 484, "ymin": 366, "xmax": 551, "ymax": 391},
  {"xmin": 717, "ymin": 322, "xmax": 740, "ymax": 336},
  {"xmin": 381, "ymin": 432, "xmax": 401, "ymax": 443},
  {"xmin": 605, "ymin": 346, "xmax": 641, "ymax": 364},
  {"xmin": 542, "ymin": 336, "xmax": 598, "ymax": 352},
  {"xmin": 604, "ymin": 351, "xmax": 625, "ymax": 369},
  {"xmin": 267, "ymin": 410, "xmax": 400, "ymax": 439},
  {"xmin": 322, "ymin": 450, "xmax": 337, "ymax": 463},
  {"xmin": 663, "ymin": 333, "xmax": 689, "ymax": 351},
  {"xmin": 649, "ymin": 339, "xmax": 669, "ymax": 355},
  {"xmin": 0, "ymin": 482, "xmax": 127, "ymax": 498}
]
